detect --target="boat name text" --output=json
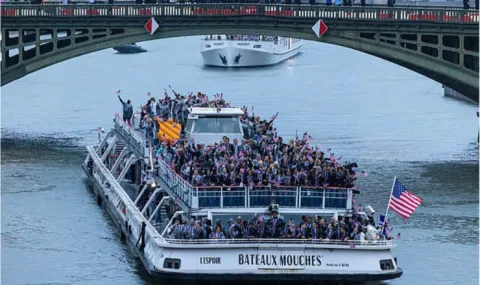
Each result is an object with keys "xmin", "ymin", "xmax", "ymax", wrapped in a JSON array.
[
  {"xmin": 200, "ymin": 257, "xmax": 222, "ymax": 264},
  {"xmin": 238, "ymin": 254, "xmax": 322, "ymax": 267}
]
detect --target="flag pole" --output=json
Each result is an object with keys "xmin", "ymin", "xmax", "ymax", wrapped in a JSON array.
[{"xmin": 383, "ymin": 176, "xmax": 397, "ymax": 227}]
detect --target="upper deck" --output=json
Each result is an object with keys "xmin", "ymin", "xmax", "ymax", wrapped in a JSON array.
[{"xmin": 112, "ymin": 116, "xmax": 358, "ymax": 213}]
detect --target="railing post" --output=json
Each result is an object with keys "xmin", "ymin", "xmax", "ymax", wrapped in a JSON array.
[
  {"xmin": 297, "ymin": 187, "xmax": 301, "ymax": 208},
  {"xmin": 346, "ymin": 189, "xmax": 353, "ymax": 210},
  {"xmin": 220, "ymin": 187, "xmax": 223, "ymax": 209},
  {"xmin": 244, "ymin": 186, "xmax": 248, "ymax": 208},
  {"xmin": 322, "ymin": 188, "xmax": 326, "ymax": 209}
]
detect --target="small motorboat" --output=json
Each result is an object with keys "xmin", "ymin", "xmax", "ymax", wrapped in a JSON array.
[{"xmin": 112, "ymin": 43, "xmax": 147, "ymax": 54}]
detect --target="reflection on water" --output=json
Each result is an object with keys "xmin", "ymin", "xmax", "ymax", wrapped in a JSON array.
[{"xmin": 1, "ymin": 36, "xmax": 478, "ymax": 285}]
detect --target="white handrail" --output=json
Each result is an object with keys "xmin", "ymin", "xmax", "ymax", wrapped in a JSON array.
[
  {"xmin": 156, "ymin": 159, "xmax": 354, "ymax": 210},
  {"xmin": 86, "ymin": 144, "xmax": 163, "ymax": 247},
  {"xmin": 114, "ymin": 113, "xmax": 156, "ymax": 172},
  {"xmin": 162, "ymin": 238, "xmax": 394, "ymax": 246}
]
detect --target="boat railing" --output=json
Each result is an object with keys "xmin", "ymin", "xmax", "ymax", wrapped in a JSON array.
[
  {"xmin": 156, "ymin": 158, "xmax": 354, "ymax": 210},
  {"xmin": 113, "ymin": 113, "xmax": 149, "ymax": 158},
  {"xmin": 157, "ymin": 157, "xmax": 194, "ymax": 206},
  {"xmin": 86, "ymin": 143, "xmax": 164, "ymax": 249},
  {"xmin": 162, "ymin": 238, "xmax": 394, "ymax": 247}
]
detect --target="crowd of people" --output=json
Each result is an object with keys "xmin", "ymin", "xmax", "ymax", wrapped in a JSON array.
[
  {"xmin": 118, "ymin": 88, "xmax": 359, "ymax": 189},
  {"xmin": 167, "ymin": 209, "xmax": 392, "ymax": 242}
]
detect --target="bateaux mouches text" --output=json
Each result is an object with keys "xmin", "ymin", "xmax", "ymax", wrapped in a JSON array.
[{"xmin": 238, "ymin": 254, "xmax": 322, "ymax": 267}]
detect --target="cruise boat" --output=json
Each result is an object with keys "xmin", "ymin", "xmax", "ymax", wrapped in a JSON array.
[
  {"xmin": 201, "ymin": 35, "xmax": 303, "ymax": 67},
  {"xmin": 82, "ymin": 92, "xmax": 402, "ymax": 282}
]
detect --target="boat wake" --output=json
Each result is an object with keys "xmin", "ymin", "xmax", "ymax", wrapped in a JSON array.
[
  {"xmin": 0, "ymin": 131, "xmax": 87, "ymax": 165},
  {"xmin": 1, "ymin": 128, "xmax": 99, "ymax": 149}
]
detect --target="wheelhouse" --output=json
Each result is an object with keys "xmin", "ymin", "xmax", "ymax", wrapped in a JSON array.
[{"xmin": 184, "ymin": 107, "xmax": 244, "ymax": 145}]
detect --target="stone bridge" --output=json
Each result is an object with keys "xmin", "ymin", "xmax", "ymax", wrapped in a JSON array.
[{"xmin": 1, "ymin": 4, "xmax": 478, "ymax": 102}]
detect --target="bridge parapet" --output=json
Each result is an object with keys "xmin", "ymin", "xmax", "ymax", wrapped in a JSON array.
[{"xmin": 1, "ymin": 4, "xmax": 479, "ymax": 23}]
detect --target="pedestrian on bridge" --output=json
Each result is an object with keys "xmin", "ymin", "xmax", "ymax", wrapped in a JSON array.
[{"xmin": 463, "ymin": 0, "xmax": 470, "ymax": 9}]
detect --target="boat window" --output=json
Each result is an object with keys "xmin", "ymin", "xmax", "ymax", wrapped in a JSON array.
[
  {"xmin": 205, "ymin": 44, "xmax": 211, "ymax": 48},
  {"xmin": 185, "ymin": 119, "xmax": 194, "ymax": 134},
  {"xmin": 253, "ymin": 45, "xmax": 262, "ymax": 48},
  {"xmin": 193, "ymin": 116, "xmax": 241, "ymax": 133}
]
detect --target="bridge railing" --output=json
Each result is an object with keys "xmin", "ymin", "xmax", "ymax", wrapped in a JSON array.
[
  {"xmin": 1, "ymin": 0, "xmax": 475, "ymax": 10},
  {"xmin": 1, "ymin": 4, "xmax": 478, "ymax": 23}
]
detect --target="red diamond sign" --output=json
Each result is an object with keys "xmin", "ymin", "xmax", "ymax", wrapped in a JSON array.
[
  {"xmin": 312, "ymin": 19, "xmax": 328, "ymax": 38},
  {"xmin": 145, "ymin": 17, "xmax": 159, "ymax": 35}
]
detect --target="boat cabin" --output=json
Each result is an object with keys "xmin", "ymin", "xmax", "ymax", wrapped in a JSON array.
[{"xmin": 184, "ymin": 107, "xmax": 244, "ymax": 146}]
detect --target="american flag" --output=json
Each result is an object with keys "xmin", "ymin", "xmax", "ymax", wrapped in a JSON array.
[{"xmin": 388, "ymin": 178, "xmax": 422, "ymax": 219}]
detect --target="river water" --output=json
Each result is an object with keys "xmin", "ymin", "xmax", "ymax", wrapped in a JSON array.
[{"xmin": 1, "ymin": 36, "xmax": 478, "ymax": 285}]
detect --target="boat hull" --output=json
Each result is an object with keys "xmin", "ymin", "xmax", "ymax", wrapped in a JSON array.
[
  {"xmin": 82, "ymin": 125, "xmax": 402, "ymax": 283},
  {"xmin": 148, "ymin": 269, "xmax": 403, "ymax": 281},
  {"xmin": 82, "ymin": 162, "xmax": 402, "ymax": 282},
  {"xmin": 201, "ymin": 41, "xmax": 302, "ymax": 67},
  {"xmin": 113, "ymin": 45, "xmax": 147, "ymax": 54}
]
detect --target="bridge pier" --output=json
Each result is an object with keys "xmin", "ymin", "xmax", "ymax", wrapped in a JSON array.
[{"xmin": 443, "ymin": 85, "xmax": 477, "ymax": 104}]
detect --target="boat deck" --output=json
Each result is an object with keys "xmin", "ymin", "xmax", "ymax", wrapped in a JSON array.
[{"xmin": 111, "ymin": 114, "xmax": 358, "ymax": 215}]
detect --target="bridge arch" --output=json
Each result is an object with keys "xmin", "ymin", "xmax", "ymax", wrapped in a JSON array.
[{"xmin": 2, "ymin": 6, "xmax": 478, "ymax": 102}]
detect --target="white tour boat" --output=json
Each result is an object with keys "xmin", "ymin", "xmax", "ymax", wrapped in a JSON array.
[
  {"xmin": 200, "ymin": 35, "xmax": 303, "ymax": 67},
  {"xmin": 82, "ymin": 98, "xmax": 402, "ymax": 282}
]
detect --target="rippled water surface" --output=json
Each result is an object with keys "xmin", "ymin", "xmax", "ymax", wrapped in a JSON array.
[{"xmin": 1, "ymin": 36, "xmax": 478, "ymax": 285}]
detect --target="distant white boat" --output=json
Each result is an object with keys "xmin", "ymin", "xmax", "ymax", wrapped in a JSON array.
[{"xmin": 200, "ymin": 35, "xmax": 302, "ymax": 67}]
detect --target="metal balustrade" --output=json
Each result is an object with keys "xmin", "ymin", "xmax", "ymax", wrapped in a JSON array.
[
  {"xmin": 1, "ymin": 4, "xmax": 478, "ymax": 23},
  {"xmin": 113, "ymin": 114, "xmax": 149, "ymax": 158},
  {"xmin": 0, "ymin": 0, "xmax": 474, "ymax": 10},
  {"xmin": 163, "ymin": 238, "xmax": 395, "ymax": 247},
  {"xmin": 155, "ymin": 157, "xmax": 355, "ymax": 211},
  {"xmin": 86, "ymin": 144, "xmax": 164, "ymax": 248}
]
